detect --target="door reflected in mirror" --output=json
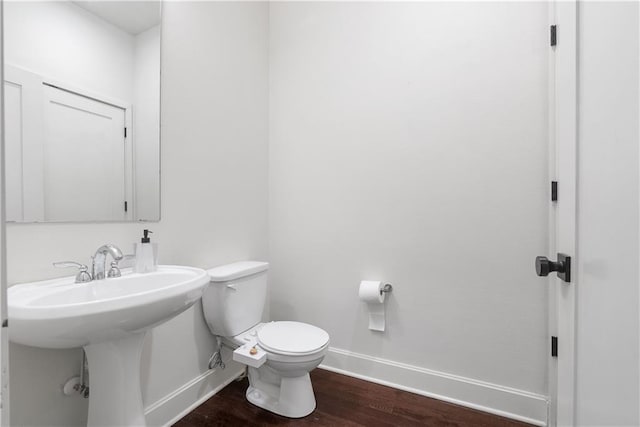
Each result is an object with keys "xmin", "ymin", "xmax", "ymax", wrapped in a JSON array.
[{"xmin": 4, "ymin": 1, "xmax": 161, "ymax": 222}]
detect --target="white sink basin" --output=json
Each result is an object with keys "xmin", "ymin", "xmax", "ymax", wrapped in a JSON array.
[
  {"xmin": 8, "ymin": 265, "xmax": 210, "ymax": 427},
  {"xmin": 9, "ymin": 265, "xmax": 208, "ymax": 348}
]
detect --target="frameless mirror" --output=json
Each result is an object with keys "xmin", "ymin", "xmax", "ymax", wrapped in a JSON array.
[{"xmin": 3, "ymin": 1, "xmax": 161, "ymax": 222}]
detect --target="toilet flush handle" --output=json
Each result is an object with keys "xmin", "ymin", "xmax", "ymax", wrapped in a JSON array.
[{"xmin": 226, "ymin": 284, "xmax": 237, "ymax": 291}]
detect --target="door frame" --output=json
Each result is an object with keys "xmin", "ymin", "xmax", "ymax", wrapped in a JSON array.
[
  {"xmin": 4, "ymin": 65, "xmax": 45, "ymax": 222},
  {"xmin": 549, "ymin": 1, "xmax": 578, "ymax": 426},
  {"xmin": 0, "ymin": 0, "xmax": 10, "ymax": 424}
]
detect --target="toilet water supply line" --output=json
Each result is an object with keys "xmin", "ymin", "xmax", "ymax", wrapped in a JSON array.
[{"xmin": 208, "ymin": 336, "xmax": 226, "ymax": 370}]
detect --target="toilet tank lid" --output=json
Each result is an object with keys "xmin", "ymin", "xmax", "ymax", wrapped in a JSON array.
[{"xmin": 207, "ymin": 261, "xmax": 269, "ymax": 282}]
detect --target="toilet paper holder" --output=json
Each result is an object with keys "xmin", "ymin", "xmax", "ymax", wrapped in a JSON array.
[{"xmin": 380, "ymin": 283, "xmax": 393, "ymax": 295}]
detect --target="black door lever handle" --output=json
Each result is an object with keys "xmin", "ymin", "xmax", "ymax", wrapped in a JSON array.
[{"xmin": 535, "ymin": 254, "xmax": 571, "ymax": 283}]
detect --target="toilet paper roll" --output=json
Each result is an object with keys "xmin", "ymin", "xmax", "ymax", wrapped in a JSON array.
[{"xmin": 359, "ymin": 281, "xmax": 386, "ymax": 332}]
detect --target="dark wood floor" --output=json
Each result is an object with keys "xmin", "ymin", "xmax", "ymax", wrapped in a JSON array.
[{"xmin": 173, "ymin": 369, "xmax": 533, "ymax": 427}]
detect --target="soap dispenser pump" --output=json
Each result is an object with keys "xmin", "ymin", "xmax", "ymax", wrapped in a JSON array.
[
  {"xmin": 134, "ymin": 229, "xmax": 158, "ymax": 273},
  {"xmin": 141, "ymin": 229, "xmax": 152, "ymax": 244}
]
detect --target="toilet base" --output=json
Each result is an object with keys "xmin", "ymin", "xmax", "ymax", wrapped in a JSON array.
[{"xmin": 245, "ymin": 371, "xmax": 316, "ymax": 418}]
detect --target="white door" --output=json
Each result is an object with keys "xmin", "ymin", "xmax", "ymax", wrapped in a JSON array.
[
  {"xmin": 572, "ymin": 2, "xmax": 639, "ymax": 425},
  {"xmin": 43, "ymin": 85, "xmax": 127, "ymax": 222}
]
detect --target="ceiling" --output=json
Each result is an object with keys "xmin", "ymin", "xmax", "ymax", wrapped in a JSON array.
[{"xmin": 73, "ymin": 1, "xmax": 161, "ymax": 36}]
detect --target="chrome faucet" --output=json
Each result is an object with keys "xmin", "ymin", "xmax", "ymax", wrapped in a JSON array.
[{"xmin": 92, "ymin": 244, "xmax": 124, "ymax": 280}]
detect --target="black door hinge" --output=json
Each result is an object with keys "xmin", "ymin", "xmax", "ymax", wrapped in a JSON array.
[
  {"xmin": 551, "ymin": 336, "xmax": 558, "ymax": 357},
  {"xmin": 550, "ymin": 25, "xmax": 557, "ymax": 47},
  {"xmin": 551, "ymin": 181, "xmax": 558, "ymax": 202},
  {"xmin": 124, "ymin": 127, "xmax": 127, "ymax": 138},
  {"xmin": 124, "ymin": 201, "xmax": 128, "ymax": 212}
]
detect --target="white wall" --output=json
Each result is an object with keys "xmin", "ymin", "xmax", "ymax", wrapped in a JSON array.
[
  {"xmin": 7, "ymin": 2, "xmax": 268, "ymax": 426},
  {"xmin": 4, "ymin": 1, "xmax": 134, "ymax": 103},
  {"xmin": 134, "ymin": 25, "xmax": 161, "ymax": 221},
  {"xmin": 576, "ymin": 2, "xmax": 639, "ymax": 425},
  {"xmin": 269, "ymin": 2, "xmax": 549, "ymax": 423}
]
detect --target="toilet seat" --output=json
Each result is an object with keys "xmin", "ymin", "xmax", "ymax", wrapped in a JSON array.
[{"xmin": 258, "ymin": 321, "xmax": 329, "ymax": 356}]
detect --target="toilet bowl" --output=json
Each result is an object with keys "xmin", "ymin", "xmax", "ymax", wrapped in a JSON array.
[
  {"xmin": 202, "ymin": 261, "xmax": 330, "ymax": 418},
  {"xmin": 230, "ymin": 321, "xmax": 329, "ymax": 417}
]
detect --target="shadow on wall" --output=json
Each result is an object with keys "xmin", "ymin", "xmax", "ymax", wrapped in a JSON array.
[
  {"xmin": 269, "ymin": 299, "xmax": 297, "ymax": 322},
  {"xmin": 10, "ymin": 343, "xmax": 88, "ymax": 426},
  {"xmin": 192, "ymin": 302, "xmax": 218, "ymax": 371},
  {"xmin": 140, "ymin": 303, "xmax": 220, "ymax": 408},
  {"xmin": 141, "ymin": 331, "xmax": 154, "ymax": 402}
]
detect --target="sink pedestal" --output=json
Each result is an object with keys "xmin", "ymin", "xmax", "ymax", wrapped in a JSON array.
[
  {"xmin": 8, "ymin": 265, "xmax": 210, "ymax": 426},
  {"xmin": 84, "ymin": 332, "xmax": 147, "ymax": 427}
]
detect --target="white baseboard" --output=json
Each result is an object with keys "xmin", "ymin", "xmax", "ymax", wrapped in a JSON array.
[
  {"xmin": 320, "ymin": 347, "xmax": 548, "ymax": 427},
  {"xmin": 144, "ymin": 364, "xmax": 245, "ymax": 427}
]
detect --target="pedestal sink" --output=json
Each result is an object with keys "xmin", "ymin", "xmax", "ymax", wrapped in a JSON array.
[{"xmin": 8, "ymin": 265, "xmax": 210, "ymax": 427}]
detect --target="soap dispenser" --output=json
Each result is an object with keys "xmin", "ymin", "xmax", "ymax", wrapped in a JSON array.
[{"xmin": 134, "ymin": 229, "xmax": 158, "ymax": 273}]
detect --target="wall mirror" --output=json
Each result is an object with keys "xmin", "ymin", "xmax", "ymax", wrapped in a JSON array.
[{"xmin": 3, "ymin": 1, "xmax": 161, "ymax": 222}]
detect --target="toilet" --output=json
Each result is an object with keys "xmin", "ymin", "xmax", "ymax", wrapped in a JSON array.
[{"xmin": 202, "ymin": 261, "xmax": 330, "ymax": 418}]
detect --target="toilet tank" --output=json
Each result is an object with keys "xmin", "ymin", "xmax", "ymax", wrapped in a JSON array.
[{"xmin": 202, "ymin": 261, "xmax": 269, "ymax": 337}]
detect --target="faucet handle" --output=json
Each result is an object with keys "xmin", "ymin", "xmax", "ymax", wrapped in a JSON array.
[
  {"xmin": 53, "ymin": 261, "xmax": 92, "ymax": 283},
  {"xmin": 107, "ymin": 261, "xmax": 121, "ymax": 278},
  {"xmin": 53, "ymin": 261, "xmax": 85, "ymax": 269},
  {"xmin": 107, "ymin": 254, "xmax": 135, "ymax": 278}
]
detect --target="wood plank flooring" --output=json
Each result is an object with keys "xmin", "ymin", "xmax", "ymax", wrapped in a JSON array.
[{"xmin": 173, "ymin": 369, "xmax": 533, "ymax": 426}]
